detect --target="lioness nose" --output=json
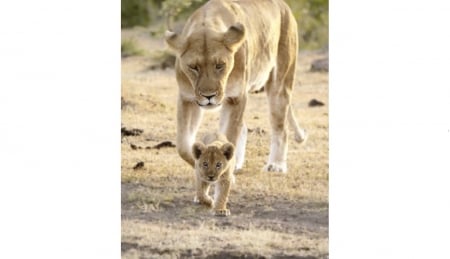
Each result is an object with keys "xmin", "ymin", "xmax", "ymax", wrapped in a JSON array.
[
  {"xmin": 201, "ymin": 92, "xmax": 217, "ymax": 100},
  {"xmin": 208, "ymin": 176, "xmax": 214, "ymax": 180}
]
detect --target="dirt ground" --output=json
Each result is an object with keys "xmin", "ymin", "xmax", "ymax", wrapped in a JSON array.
[{"xmin": 121, "ymin": 27, "xmax": 328, "ymax": 258}]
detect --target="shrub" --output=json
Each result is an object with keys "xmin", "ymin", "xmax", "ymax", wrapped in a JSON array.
[
  {"xmin": 285, "ymin": 0, "xmax": 328, "ymax": 50},
  {"xmin": 121, "ymin": 39, "xmax": 145, "ymax": 57}
]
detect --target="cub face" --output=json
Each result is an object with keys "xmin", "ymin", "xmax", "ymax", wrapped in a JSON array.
[{"xmin": 192, "ymin": 142, "xmax": 235, "ymax": 183}]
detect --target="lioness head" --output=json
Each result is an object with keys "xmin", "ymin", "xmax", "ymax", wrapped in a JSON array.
[
  {"xmin": 192, "ymin": 142, "xmax": 235, "ymax": 183},
  {"xmin": 165, "ymin": 23, "xmax": 245, "ymax": 109}
]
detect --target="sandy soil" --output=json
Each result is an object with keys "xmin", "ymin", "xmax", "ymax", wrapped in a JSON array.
[{"xmin": 121, "ymin": 28, "xmax": 329, "ymax": 258}]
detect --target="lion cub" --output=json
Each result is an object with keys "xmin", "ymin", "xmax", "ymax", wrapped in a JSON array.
[{"xmin": 192, "ymin": 133, "xmax": 235, "ymax": 216}]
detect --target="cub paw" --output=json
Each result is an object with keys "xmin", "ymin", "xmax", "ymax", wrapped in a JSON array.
[
  {"xmin": 214, "ymin": 209, "xmax": 231, "ymax": 217},
  {"xmin": 193, "ymin": 196, "xmax": 214, "ymax": 208},
  {"xmin": 263, "ymin": 163, "xmax": 287, "ymax": 173}
]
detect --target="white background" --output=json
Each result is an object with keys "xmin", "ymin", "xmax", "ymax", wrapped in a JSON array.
[
  {"xmin": 0, "ymin": 0, "xmax": 449, "ymax": 258},
  {"xmin": 330, "ymin": 0, "xmax": 450, "ymax": 258}
]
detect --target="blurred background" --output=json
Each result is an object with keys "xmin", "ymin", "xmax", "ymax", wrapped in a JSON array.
[{"xmin": 121, "ymin": 0, "xmax": 328, "ymax": 59}]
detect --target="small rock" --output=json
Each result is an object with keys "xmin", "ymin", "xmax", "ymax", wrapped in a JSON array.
[
  {"xmin": 121, "ymin": 127, "xmax": 143, "ymax": 137},
  {"xmin": 311, "ymin": 58, "xmax": 329, "ymax": 72},
  {"xmin": 133, "ymin": 161, "xmax": 144, "ymax": 170},
  {"xmin": 308, "ymin": 99, "xmax": 325, "ymax": 107},
  {"xmin": 153, "ymin": 141, "xmax": 176, "ymax": 149}
]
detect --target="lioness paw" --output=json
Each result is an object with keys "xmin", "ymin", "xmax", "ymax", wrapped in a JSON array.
[
  {"xmin": 214, "ymin": 209, "xmax": 231, "ymax": 217},
  {"xmin": 263, "ymin": 163, "xmax": 287, "ymax": 173}
]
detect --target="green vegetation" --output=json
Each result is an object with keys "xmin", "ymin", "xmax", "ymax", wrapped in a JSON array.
[
  {"xmin": 121, "ymin": 38, "xmax": 145, "ymax": 57},
  {"xmin": 160, "ymin": 0, "xmax": 205, "ymax": 29},
  {"xmin": 121, "ymin": 0, "xmax": 153, "ymax": 28},
  {"xmin": 121, "ymin": 0, "xmax": 328, "ymax": 50},
  {"xmin": 121, "ymin": 0, "xmax": 203, "ymax": 29},
  {"xmin": 285, "ymin": 0, "xmax": 328, "ymax": 50}
]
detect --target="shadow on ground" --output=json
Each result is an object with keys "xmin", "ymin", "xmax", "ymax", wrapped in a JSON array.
[{"xmin": 121, "ymin": 180, "xmax": 328, "ymax": 258}]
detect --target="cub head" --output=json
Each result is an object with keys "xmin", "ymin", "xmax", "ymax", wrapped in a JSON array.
[
  {"xmin": 165, "ymin": 23, "xmax": 245, "ymax": 109},
  {"xmin": 192, "ymin": 142, "xmax": 235, "ymax": 183}
]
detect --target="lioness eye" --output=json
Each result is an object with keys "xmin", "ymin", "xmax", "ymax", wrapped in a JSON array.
[
  {"xmin": 215, "ymin": 63, "xmax": 225, "ymax": 70},
  {"xmin": 188, "ymin": 64, "xmax": 199, "ymax": 72},
  {"xmin": 216, "ymin": 162, "xmax": 222, "ymax": 169},
  {"xmin": 203, "ymin": 161, "xmax": 208, "ymax": 168}
]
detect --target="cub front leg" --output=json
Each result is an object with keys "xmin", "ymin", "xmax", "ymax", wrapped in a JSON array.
[
  {"xmin": 213, "ymin": 178, "xmax": 231, "ymax": 216},
  {"xmin": 177, "ymin": 98, "xmax": 203, "ymax": 167},
  {"xmin": 194, "ymin": 177, "xmax": 213, "ymax": 208}
]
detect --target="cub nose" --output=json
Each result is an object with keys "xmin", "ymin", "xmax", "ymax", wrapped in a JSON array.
[
  {"xmin": 201, "ymin": 92, "xmax": 217, "ymax": 100},
  {"xmin": 208, "ymin": 176, "xmax": 214, "ymax": 181}
]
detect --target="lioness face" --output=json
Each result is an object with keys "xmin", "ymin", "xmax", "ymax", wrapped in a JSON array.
[
  {"xmin": 179, "ymin": 34, "xmax": 235, "ymax": 109},
  {"xmin": 192, "ymin": 142, "xmax": 235, "ymax": 183},
  {"xmin": 166, "ymin": 24, "xmax": 245, "ymax": 109}
]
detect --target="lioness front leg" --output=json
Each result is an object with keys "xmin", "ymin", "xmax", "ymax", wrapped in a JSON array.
[
  {"xmin": 177, "ymin": 98, "xmax": 203, "ymax": 167},
  {"xmin": 219, "ymin": 96, "xmax": 247, "ymax": 171},
  {"xmin": 213, "ymin": 179, "xmax": 231, "ymax": 216},
  {"xmin": 194, "ymin": 177, "xmax": 213, "ymax": 208}
]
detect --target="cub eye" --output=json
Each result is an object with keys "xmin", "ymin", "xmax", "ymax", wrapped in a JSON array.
[
  {"xmin": 188, "ymin": 64, "xmax": 199, "ymax": 72},
  {"xmin": 202, "ymin": 161, "xmax": 208, "ymax": 168},
  {"xmin": 215, "ymin": 63, "xmax": 225, "ymax": 70},
  {"xmin": 216, "ymin": 162, "xmax": 222, "ymax": 169}
]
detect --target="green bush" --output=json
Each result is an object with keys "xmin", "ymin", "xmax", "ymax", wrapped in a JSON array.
[
  {"xmin": 285, "ymin": 0, "xmax": 328, "ymax": 50},
  {"xmin": 121, "ymin": 39, "xmax": 145, "ymax": 57},
  {"xmin": 121, "ymin": 0, "xmax": 204, "ymax": 28},
  {"xmin": 122, "ymin": 0, "xmax": 149, "ymax": 28}
]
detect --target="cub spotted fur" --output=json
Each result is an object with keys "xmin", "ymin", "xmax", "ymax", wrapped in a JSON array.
[
  {"xmin": 166, "ymin": 0, "xmax": 307, "ymax": 173},
  {"xmin": 192, "ymin": 133, "xmax": 235, "ymax": 216}
]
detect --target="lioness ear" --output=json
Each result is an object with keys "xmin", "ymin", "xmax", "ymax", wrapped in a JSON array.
[
  {"xmin": 221, "ymin": 143, "xmax": 235, "ymax": 161},
  {"xmin": 165, "ymin": 30, "xmax": 184, "ymax": 51},
  {"xmin": 192, "ymin": 142, "xmax": 206, "ymax": 160},
  {"xmin": 223, "ymin": 23, "xmax": 245, "ymax": 51}
]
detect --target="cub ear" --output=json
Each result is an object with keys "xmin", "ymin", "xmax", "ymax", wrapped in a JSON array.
[
  {"xmin": 192, "ymin": 142, "xmax": 206, "ymax": 160},
  {"xmin": 221, "ymin": 143, "xmax": 235, "ymax": 161},
  {"xmin": 165, "ymin": 30, "xmax": 184, "ymax": 52},
  {"xmin": 223, "ymin": 23, "xmax": 245, "ymax": 51}
]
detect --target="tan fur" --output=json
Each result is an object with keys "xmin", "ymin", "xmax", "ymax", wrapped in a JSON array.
[
  {"xmin": 192, "ymin": 133, "xmax": 235, "ymax": 216},
  {"xmin": 166, "ymin": 0, "xmax": 307, "ymax": 173}
]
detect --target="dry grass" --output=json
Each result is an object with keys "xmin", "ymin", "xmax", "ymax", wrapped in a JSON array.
[
  {"xmin": 121, "ymin": 28, "xmax": 328, "ymax": 258},
  {"xmin": 122, "ymin": 221, "xmax": 327, "ymax": 258}
]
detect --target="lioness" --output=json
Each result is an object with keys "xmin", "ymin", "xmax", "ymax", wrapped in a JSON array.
[
  {"xmin": 192, "ymin": 133, "xmax": 235, "ymax": 216},
  {"xmin": 166, "ymin": 0, "xmax": 306, "ymax": 173}
]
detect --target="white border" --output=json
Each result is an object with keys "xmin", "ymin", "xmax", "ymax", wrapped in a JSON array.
[
  {"xmin": 330, "ymin": 0, "xmax": 450, "ymax": 258},
  {"xmin": 0, "ymin": 1, "xmax": 120, "ymax": 258}
]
